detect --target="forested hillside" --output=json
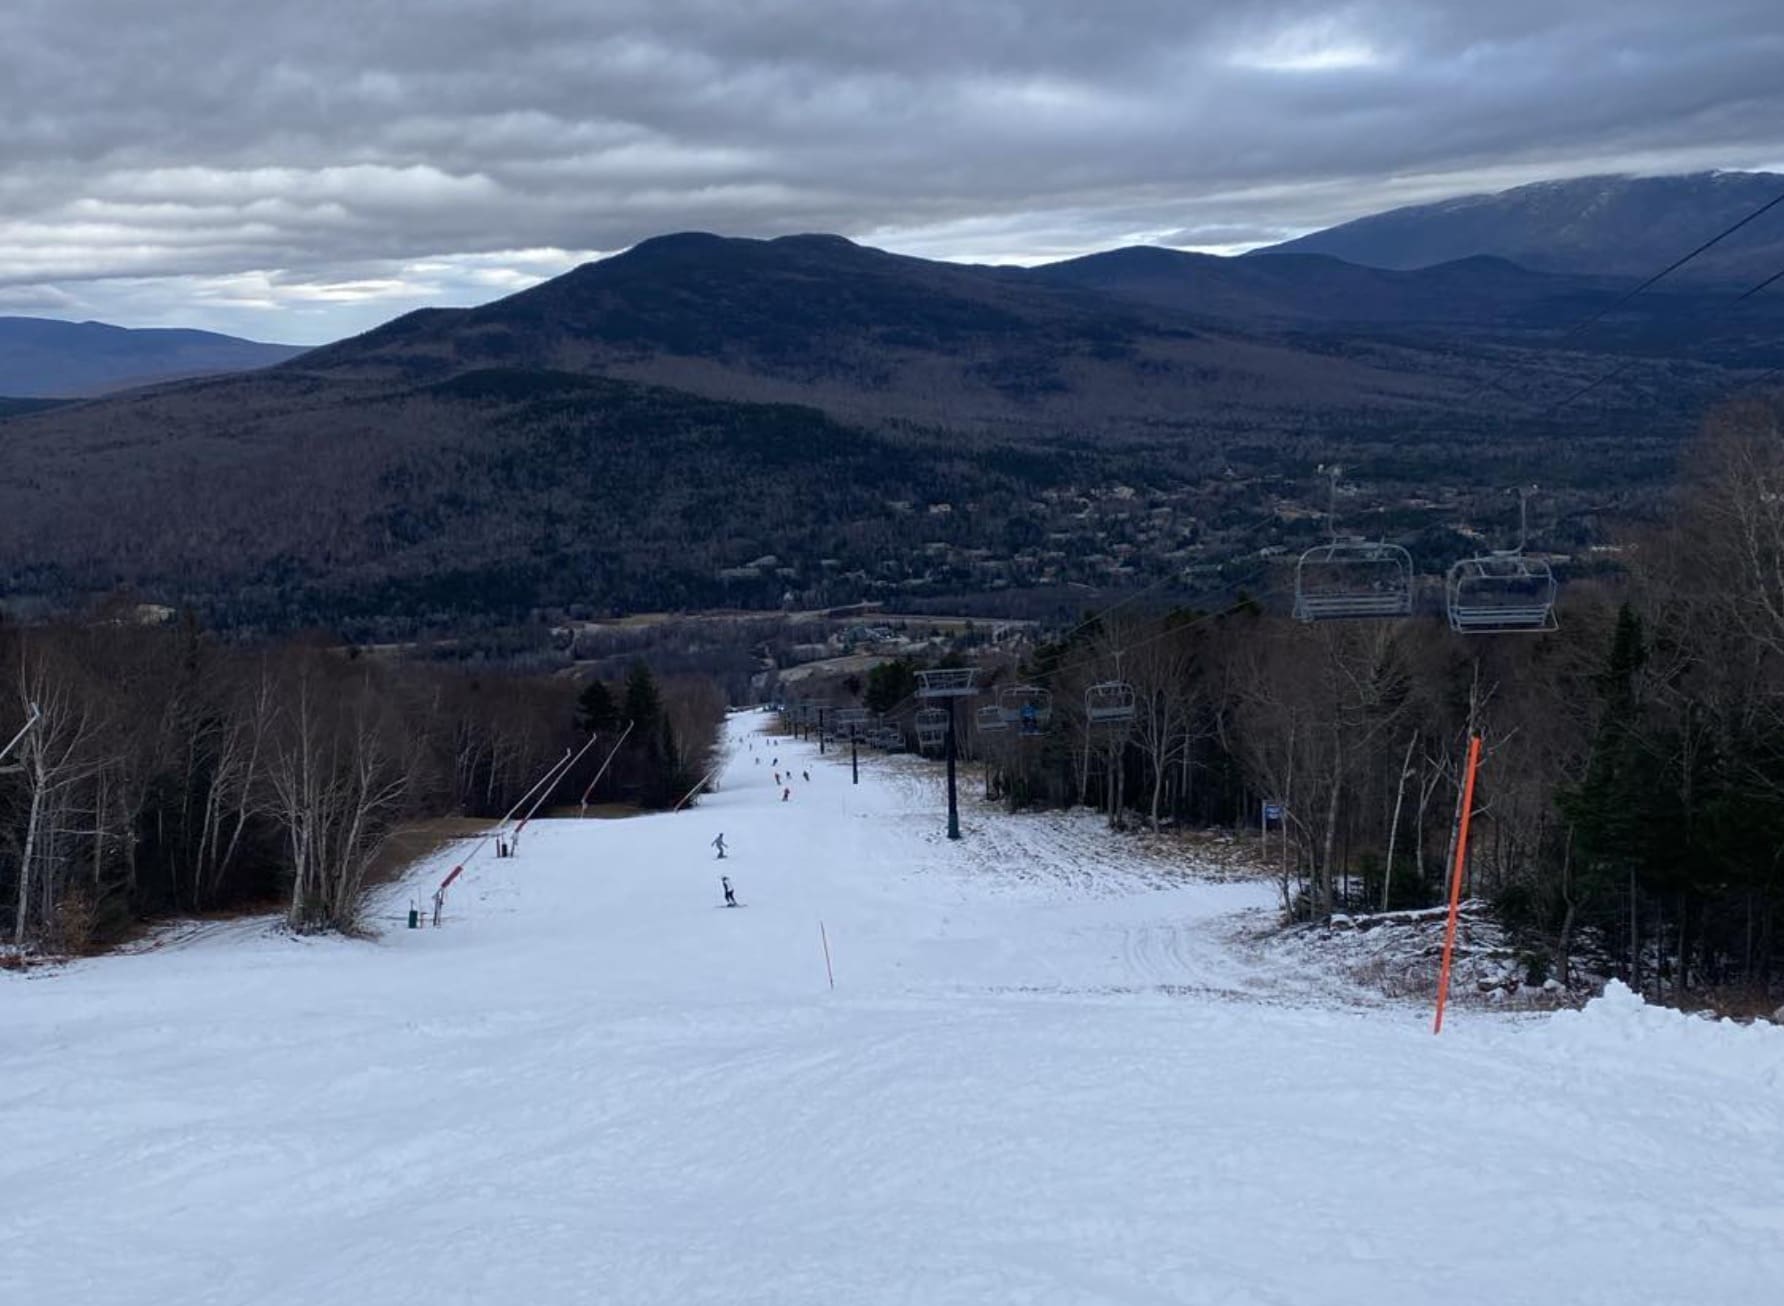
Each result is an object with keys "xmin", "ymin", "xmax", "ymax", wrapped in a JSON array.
[
  {"xmin": 0, "ymin": 624, "xmax": 722, "ymax": 952},
  {"xmin": 0, "ymin": 231, "xmax": 1764, "ymax": 633}
]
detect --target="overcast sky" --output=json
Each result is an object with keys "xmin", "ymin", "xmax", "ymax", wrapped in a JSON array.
[{"xmin": 5, "ymin": 0, "xmax": 1783, "ymax": 343}]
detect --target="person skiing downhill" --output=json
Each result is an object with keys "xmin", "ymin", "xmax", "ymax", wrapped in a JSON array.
[
  {"xmin": 712, "ymin": 833, "xmax": 727, "ymax": 860},
  {"xmin": 721, "ymin": 875, "xmax": 737, "ymax": 907}
]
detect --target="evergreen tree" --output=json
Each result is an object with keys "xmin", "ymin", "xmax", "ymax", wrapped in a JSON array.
[
  {"xmin": 619, "ymin": 661, "xmax": 687, "ymax": 809},
  {"xmin": 864, "ymin": 658, "xmax": 918, "ymax": 715},
  {"xmin": 576, "ymin": 678, "xmax": 619, "ymax": 734},
  {"xmin": 623, "ymin": 661, "xmax": 662, "ymax": 735},
  {"xmin": 1560, "ymin": 605, "xmax": 1669, "ymax": 981}
]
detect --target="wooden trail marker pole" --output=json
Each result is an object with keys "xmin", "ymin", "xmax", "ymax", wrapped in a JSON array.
[{"xmin": 1433, "ymin": 734, "xmax": 1483, "ymax": 1035}]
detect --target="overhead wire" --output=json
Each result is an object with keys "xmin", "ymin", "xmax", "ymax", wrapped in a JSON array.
[
  {"xmin": 1538, "ymin": 251, "xmax": 1784, "ymax": 418},
  {"xmin": 1033, "ymin": 184, "xmax": 1784, "ymax": 639},
  {"xmin": 1548, "ymin": 184, "xmax": 1784, "ymax": 346},
  {"xmin": 794, "ymin": 185, "xmax": 1784, "ymax": 716}
]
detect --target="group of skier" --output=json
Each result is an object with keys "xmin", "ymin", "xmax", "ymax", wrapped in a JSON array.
[{"xmin": 718, "ymin": 733, "xmax": 824, "ymax": 906}]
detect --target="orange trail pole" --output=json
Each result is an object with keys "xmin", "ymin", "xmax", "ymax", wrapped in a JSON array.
[{"xmin": 1434, "ymin": 733, "xmax": 1484, "ymax": 1035}]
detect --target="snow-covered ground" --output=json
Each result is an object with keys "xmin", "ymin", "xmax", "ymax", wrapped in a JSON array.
[{"xmin": 5, "ymin": 713, "xmax": 1782, "ymax": 1305}]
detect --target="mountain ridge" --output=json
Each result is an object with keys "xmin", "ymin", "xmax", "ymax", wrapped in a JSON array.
[
  {"xmin": 1255, "ymin": 171, "xmax": 1784, "ymax": 283},
  {"xmin": 0, "ymin": 226, "xmax": 1759, "ymax": 631},
  {"xmin": 0, "ymin": 316, "xmax": 307, "ymax": 398}
]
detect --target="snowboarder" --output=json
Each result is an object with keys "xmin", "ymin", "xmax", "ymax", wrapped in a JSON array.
[
  {"xmin": 721, "ymin": 875, "xmax": 737, "ymax": 907},
  {"xmin": 712, "ymin": 833, "xmax": 727, "ymax": 859}
]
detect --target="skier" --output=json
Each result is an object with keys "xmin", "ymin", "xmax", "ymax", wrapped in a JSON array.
[
  {"xmin": 782, "ymin": 787, "xmax": 791, "ymax": 802},
  {"xmin": 712, "ymin": 833, "xmax": 727, "ymax": 860},
  {"xmin": 802, "ymin": 770, "xmax": 810, "ymax": 783},
  {"xmin": 773, "ymin": 771, "xmax": 781, "ymax": 786},
  {"xmin": 721, "ymin": 875, "xmax": 737, "ymax": 907}
]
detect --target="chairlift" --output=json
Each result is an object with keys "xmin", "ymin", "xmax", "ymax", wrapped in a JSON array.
[
  {"xmin": 915, "ymin": 707, "xmax": 949, "ymax": 751},
  {"xmin": 915, "ymin": 667, "xmax": 978, "ymax": 699},
  {"xmin": 976, "ymin": 704, "xmax": 1009, "ymax": 733},
  {"xmin": 1445, "ymin": 488, "xmax": 1558, "ymax": 634},
  {"xmin": 998, "ymin": 685, "xmax": 1052, "ymax": 735},
  {"xmin": 1293, "ymin": 466, "xmax": 1414, "ymax": 622},
  {"xmin": 1085, "ymin": 680, "xmax": 1136, "ymax": 724}
]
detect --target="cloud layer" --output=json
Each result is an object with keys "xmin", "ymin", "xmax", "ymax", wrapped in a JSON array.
[{"xmin": 5, "ymin": 0, "xmax": 1782, "ymax": 341}]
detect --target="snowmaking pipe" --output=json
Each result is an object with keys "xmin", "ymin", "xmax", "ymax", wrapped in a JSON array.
[
  {"xmin": 433, "ymin": 745, "xmax": 574, "ymax": 920},
  {"xmin": 671, "ymin": 764, "xmax": 722, "ymax": 813},
  {"xmin": 579, "ymin": 720, "xmax": 636, "ymax": 814},
  {"xmin": 511, "ymin": 732, "xmax": 603, "ymax": 851},
  {"xmin": 497, "ymin": 747, "xmax": 575, "ymax": 834},
  {"xmin": 0, "ymin": 703, "xmax": 42, "ymax": 768}
]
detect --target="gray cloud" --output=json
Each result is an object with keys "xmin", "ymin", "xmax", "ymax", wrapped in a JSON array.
[{"xmin": 3, "ymin": 0, "xmax": 1782, "ymax": 341}]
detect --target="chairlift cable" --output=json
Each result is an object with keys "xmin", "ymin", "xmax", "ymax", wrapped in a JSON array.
[{"xmin": 1542, "ymin": 255, "xmax": 1784, "ymax": 418}]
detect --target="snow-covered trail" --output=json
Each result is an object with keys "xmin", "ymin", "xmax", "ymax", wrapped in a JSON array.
[{"xmin": 4, "ymin": 713, "xmax": 1782, "ymax": 1305}]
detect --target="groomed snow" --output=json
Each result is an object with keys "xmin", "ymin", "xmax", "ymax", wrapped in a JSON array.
[{"xmin": 5, "ymin": 713, "xmax": 1782, "ymax": 1305}]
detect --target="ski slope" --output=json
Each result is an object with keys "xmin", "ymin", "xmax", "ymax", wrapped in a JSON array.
[{"xmin": 5, "ymin": 712, "xmax": 1783, "ymax": 1305}]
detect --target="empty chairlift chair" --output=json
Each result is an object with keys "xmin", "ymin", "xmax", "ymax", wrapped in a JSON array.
[
  {"xmin": 1293, "ymin": 541, "xmax": 1415, "ymax": 621},
  {"xmin": 1085, "ymin": 680, "xmax": 1136, "ymax": 725},
  {"xmin": 1292, "ymin": 465, "xmax": 1414, "ymax": 622},
  {"xmin": 914, "ymin": 667, "xmax": 978, "ymax": 699},
  {"xmin": 1445, "ymin": 489, "xmax": 1558, "ymax": 634},
  {"xmin": 914, "ymin": 708, "xmax": 949, "ymax": 752},
  {"xmin": 976, "ymin": 704, "xmax": 1009, "ymax": 733}
]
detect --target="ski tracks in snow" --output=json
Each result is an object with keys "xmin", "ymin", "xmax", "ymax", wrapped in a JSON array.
[{"xmin": 853, "ymin": 752, "xmax": 1364, "ymax": 1007}]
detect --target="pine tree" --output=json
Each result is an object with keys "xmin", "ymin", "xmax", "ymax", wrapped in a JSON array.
[
  {"xmin": 576, "ymin": 678, "xmax": 618, "ymax": 735},
  {"xmin": 1561, "ymin": 604, "xmax": 1667, "ymax": 983},
  {"xmin": 622, "ymin": 661, "xmax": 662, "ymax": 735},
  {"xmin": 864, "ymin": 658, "xmax": 918, "ymax": 715}
]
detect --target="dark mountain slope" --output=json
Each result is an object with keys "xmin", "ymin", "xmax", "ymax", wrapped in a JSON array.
[
  {"xmin": 1033, "ymin": 246, "xmax": 1611, "ymax": 327},
  {"xmin": 1256, "ymin": 172, "xmax": 1784, "ymax": 284},
  {"xmin": 0, "ymin": 395, "xmax": 68, "ymax": 418},
  {"xmin": 0, "ymin": 365, "xmax": 1071, "ymax": 628},
  {"xmin": 0, "ymin": 316, "xmax": 306, "ymax": 397},
  {"xmin": 292, "ymin": 231, "xmax": 1469, "ymax": 442},
  {"xmin": 1038, "ymin": 242, "xmax": 1784, "ymax": 367},
  {"xmin": 0, "ymin": 231, "xmax": 1755, "ymax": 630}
]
